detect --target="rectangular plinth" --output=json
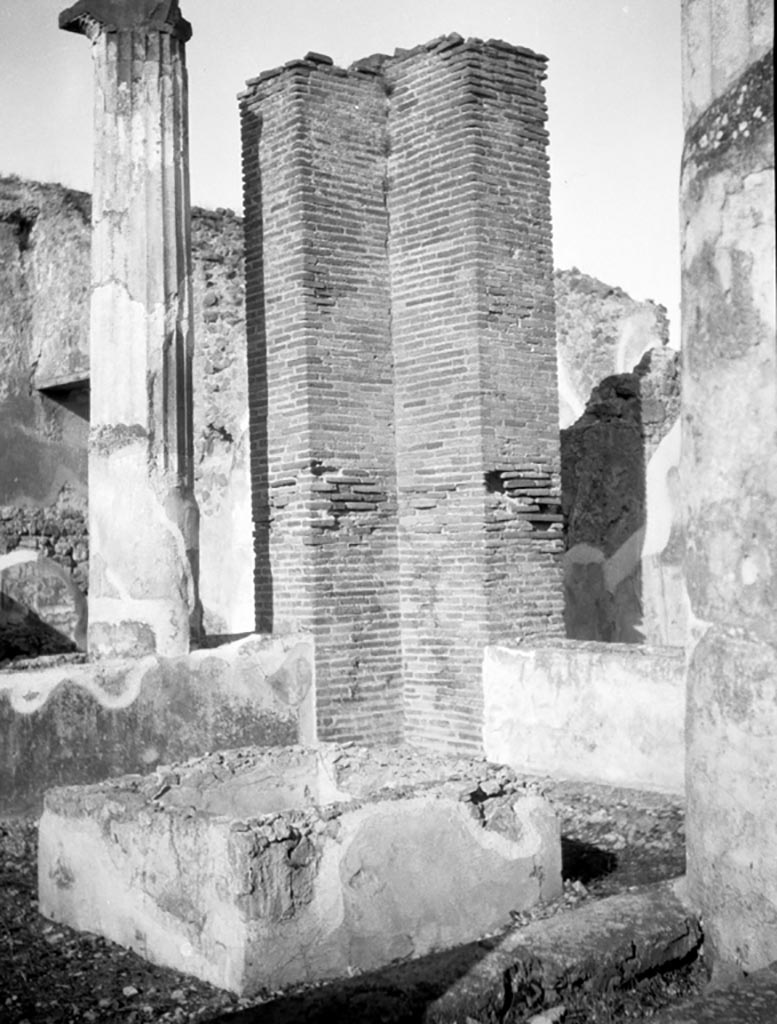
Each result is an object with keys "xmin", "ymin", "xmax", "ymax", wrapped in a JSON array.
[{"xmin": 39, "ymin": 744, "xmax": 561, "ymax": 994}]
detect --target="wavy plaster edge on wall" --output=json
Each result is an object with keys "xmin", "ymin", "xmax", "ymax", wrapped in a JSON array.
[{"xmin": 0, "ymin": 632, "xmax": 314, "ymax": 718}]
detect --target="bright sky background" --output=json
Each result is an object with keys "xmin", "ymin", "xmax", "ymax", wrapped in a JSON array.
[{"xmin": 1, "ymin": 0, "xmax": 682, "ymax": 340}]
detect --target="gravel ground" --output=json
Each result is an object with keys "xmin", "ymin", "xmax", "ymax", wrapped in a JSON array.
[{"xmin": 1, "ymin": 775, "xmax": 705, "ymax": 1023}]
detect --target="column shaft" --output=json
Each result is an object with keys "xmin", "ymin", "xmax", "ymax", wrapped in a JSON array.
[
  {"xmin": 62, "ymin": 2, "xmax": 199, "ymax": 657},
  {"xmin": 681, "ymin": 0, "xmax": 775, "ymax": 974}
]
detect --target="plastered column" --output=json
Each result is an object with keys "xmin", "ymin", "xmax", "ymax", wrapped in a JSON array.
[
  {"xmin": 680, "ymin": 0, "xmax": 775, "ymax": 973},
  {"xmin": 60, "ymin": 0, "xmax": 200, "ymax": 656}
]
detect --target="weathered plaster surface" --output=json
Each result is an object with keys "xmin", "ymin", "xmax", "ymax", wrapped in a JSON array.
[
  {"xmin": 0, "ymin": 633, "xmax": 314, "ymax": 813},
  {"xmin": 483, "ymin": 641, "xmax": 685, "ymax": 793},
  {"xmin": 682, "ymin": 0, "xmax": 773, "ymax": 125},
  {"xmin": 681, "ymin": 0, "xmax": 775, "ymax": 974},
  {"xmin": 38, "ymin": 745, "xmax": 560, "ymax": 993}
]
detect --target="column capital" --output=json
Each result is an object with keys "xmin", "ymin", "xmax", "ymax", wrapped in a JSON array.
[{"xmin": 59, "ymin": 0, "xmax": 192, "ymax": 42}]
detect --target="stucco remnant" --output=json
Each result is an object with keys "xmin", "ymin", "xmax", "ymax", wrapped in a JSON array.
[{"xmin": 190, "ymin": 209, "xmax": 252, "ymax": 635}]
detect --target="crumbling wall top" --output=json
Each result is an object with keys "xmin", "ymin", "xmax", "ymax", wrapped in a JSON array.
[
  {"xmin": 238, "ymin": 33, "xmax": 547, "ymax": 101},
  {"xmin": 59, "ymin": 0, "xmax": 191, "ymax": 41}
]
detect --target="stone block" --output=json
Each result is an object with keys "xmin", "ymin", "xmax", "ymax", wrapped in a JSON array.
[{"xmin": 39, "ymin": 744, "xmax": 561, "ymax": 994}]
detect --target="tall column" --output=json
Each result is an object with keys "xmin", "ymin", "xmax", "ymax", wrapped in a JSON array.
[
  {"xmin": 681, "ymin": 0, "xmax": 775, "ymax": 974},
  {"xmin": 60, "ymin": 0, "xmax": 200, "ymax": 657}
]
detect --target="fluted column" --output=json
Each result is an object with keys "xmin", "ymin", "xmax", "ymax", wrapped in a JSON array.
[{"xmin": 60, "ymin": 0, "xmax": 201, "ymax": 657}]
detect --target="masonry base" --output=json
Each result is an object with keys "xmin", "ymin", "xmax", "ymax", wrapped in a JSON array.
[{"xmin": 38, "ymin": 744, "xmax": 562, "ymax": 994}]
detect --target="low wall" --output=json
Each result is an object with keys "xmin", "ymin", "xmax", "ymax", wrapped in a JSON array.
[
  {"xmin": 482, "ymin": 640, "xmax": 685, "ymax": 793},
  {"xmin": 0, "ymin": 633, "xmax": 314, "ymax": 815}
]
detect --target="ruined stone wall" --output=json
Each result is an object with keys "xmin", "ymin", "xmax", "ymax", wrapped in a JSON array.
[
  {"xmin": 554, "ymin": 268, "xmax": 685, "ymax": 647},
  {"xmin": 562, "ymin": 347, "xmax": 683, "ymax": 644},
  {"xmin": 241, "ymin": 56, "xmax": 401, "ymax": 744},
  {"xmin": 0, "ymin": 490, "xmax": 88, "ymax": 660},
  {"xmin": 0, "ymin": 178, "xmax": 90, "ymax": 658},
  {"xmin": 0, "ymin": 175, "xmax": 251, "ymax": 651},
  {"xmin": 555, "ymin": 267, "xmax": 670, "ymax": 429}
]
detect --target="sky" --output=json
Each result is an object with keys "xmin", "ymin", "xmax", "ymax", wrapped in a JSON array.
[{"xmin": 0, "ymin": 0, "xmax": 683, "ymax": 340}]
